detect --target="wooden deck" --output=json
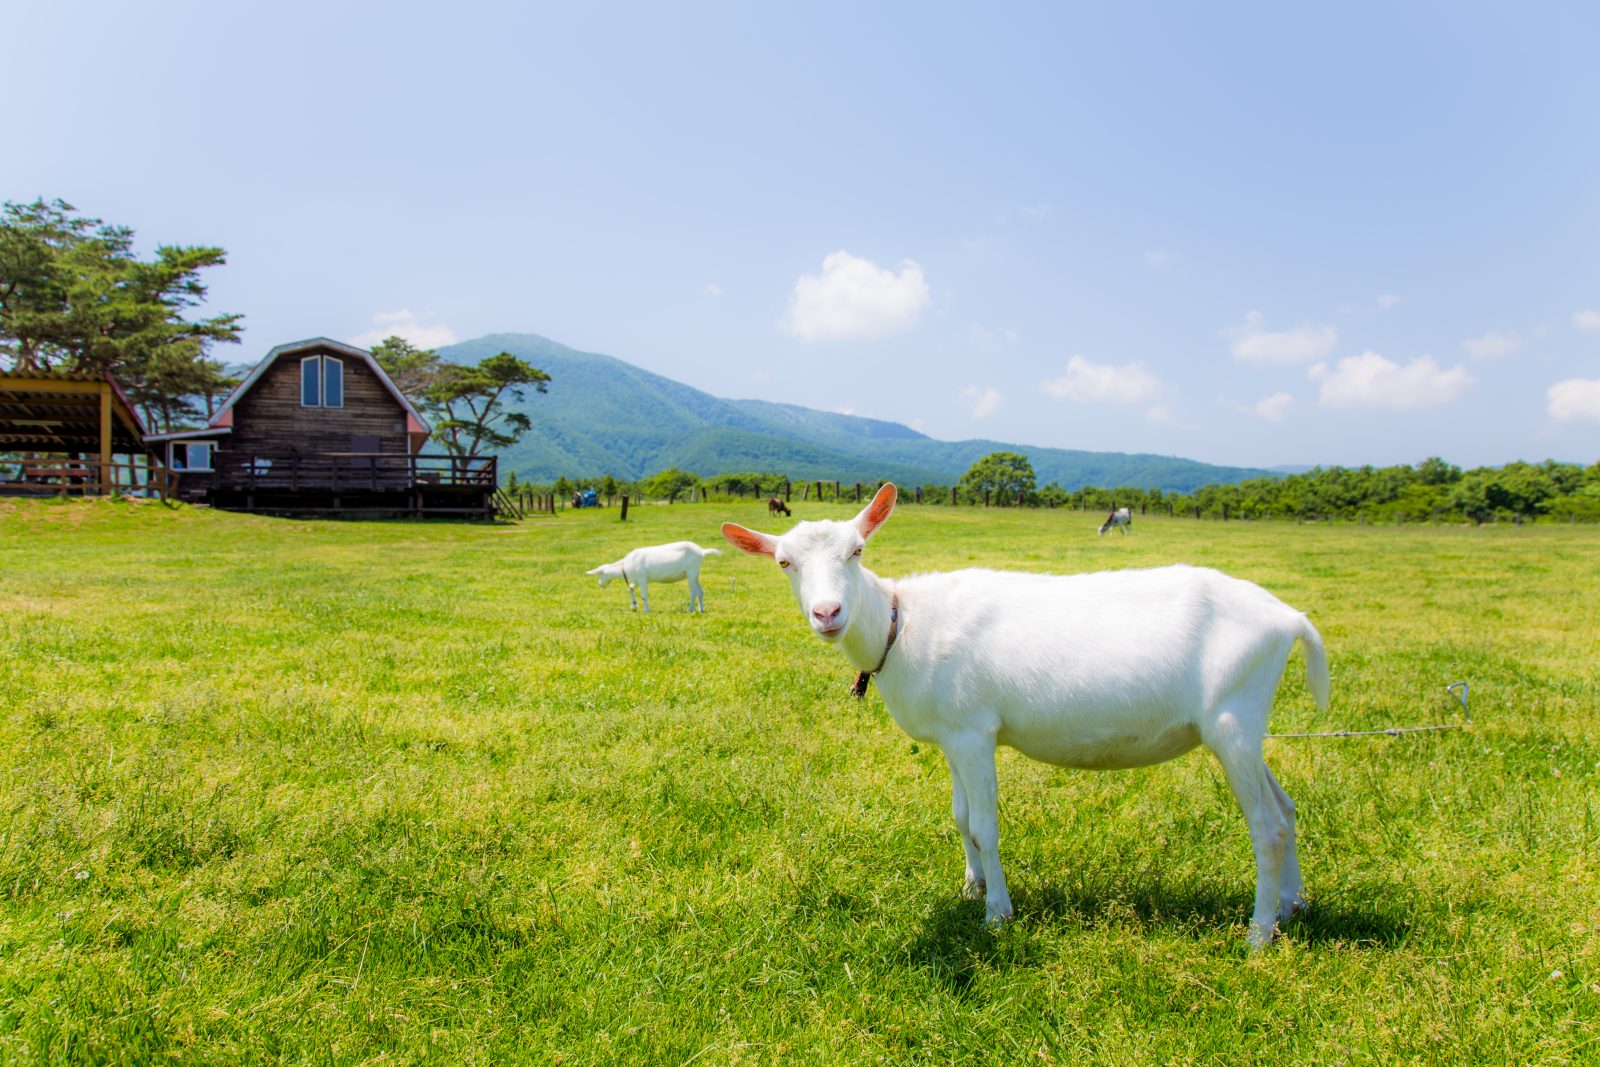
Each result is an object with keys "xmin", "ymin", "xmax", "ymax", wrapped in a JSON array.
[{"xmin": 174, "ymin": 452, "xmax": 500, "ymax": 518}]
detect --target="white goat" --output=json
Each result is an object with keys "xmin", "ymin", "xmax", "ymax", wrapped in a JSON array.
[
  {"xmin": 723, "ymin": 483, "xmax": 1329, "ymax": 949},
  {"xmin": 587, "ymin": 542, "xmax": 721, "ymax": 613},
  {"xmin": 1099, "ymin": 506, "xmax": 1132, "ymax": 535}
]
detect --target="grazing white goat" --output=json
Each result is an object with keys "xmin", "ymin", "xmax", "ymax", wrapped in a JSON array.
[
  {"xmin": 723, "ymin": 483, "xmax": 1329, "ymax": 949},
  {"xmin": 587, "ymin": 542, "xmax": 721, "ymax": 613},
  {"xmin": 1099, "ymin": 506, "xmax": 1132, "ymax": 535}
]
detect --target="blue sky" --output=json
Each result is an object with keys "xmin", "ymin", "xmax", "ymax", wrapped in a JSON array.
[{"xmin": 10, "ymin": 1, "xmax": 1600, "ymax": 469}]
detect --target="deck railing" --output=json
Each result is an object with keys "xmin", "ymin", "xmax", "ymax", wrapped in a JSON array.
[
  {"xmin": 0, "ymin": 456, "xmax": 173, "ymax": 500},
  {"xmin": 177, "ymin": 452, "xmax": 497, "ymax": 495}
]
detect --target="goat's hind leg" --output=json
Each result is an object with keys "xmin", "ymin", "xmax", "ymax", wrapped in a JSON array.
[
  {"xmin": 1205, "ymin": 713, "xmax": 1289, "ymax": 950},
  {"xmin": 688, "ymin": 567, "xmax": 704, "ymax": 613},
  {"xmin": 1266, "ymin": 766, "xmax": 1306, "ymax": 919}
]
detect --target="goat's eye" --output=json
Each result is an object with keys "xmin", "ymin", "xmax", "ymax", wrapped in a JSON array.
[
  {"xmin": 851, "ymin": 546, "xmax": 862, "ymax": 558},
  {"xmin": 778, "ymin": 559, "xmax": 791, "ymax": 569}
]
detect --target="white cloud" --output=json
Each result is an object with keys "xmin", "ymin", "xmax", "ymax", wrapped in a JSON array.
[
  {"xmin": 1377, "ymin": 293, "xmax": 1401, "ymax": 309},
  {"xmin": 1574, "ymin": 310, "xmax": 1600, "ymax": 333},
  {"xmin": 349, "ymin": 309, "xmax": 458, "ymax": 350},
  {"xmin": 703, "ymin": 282, "xmax": 724, "ymax": 298},
  {"xmin": 1017, "ymin": 203, "xmax": 1051, "ymax": 221},
  {"xmin": 1041, "ymin": 355, "xmax": 1164, "ymax": 406},
  {"xmin": 1548, "ymin": 378, "xmax": 1600, "ymax": 424},
  {"xmin": 1223, "ymin": 311, "xmax": 1338, "ymax": 365},
  {"xmin": 1462, "ymin": 330, "xmax": 1525, "ymax": 362},
  {"xmin": 1145, "ymin": 249, "xmax": 1178, "ymax": 270},
  {"xmin": 962, "ymin": 385, "xmax": 1003, "ymax": 418},
  {"xmin": 782, "ymin": 251, "xmax": 931, "ymax": 341},
  {"xmin": 1253, "ymin": 392, "xmax": 1296, "ymax": 421},
  {"xmin": 1309, "ymin": 352, "xmax": 1474, "ymax": 411}
]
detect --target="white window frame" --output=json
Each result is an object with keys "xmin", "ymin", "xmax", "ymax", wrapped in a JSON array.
[
  {"xmin": 322, "ymin": 356, "xmax": 344, "ymax": 408},
  {"xmin": 301, "ymin": 355, "xmax": 322, "ymax": 407}
]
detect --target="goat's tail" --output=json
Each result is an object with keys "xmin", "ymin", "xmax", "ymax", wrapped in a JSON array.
[
  {"xmin": 1296, "ymin": 615, "xmax": 1331, "ymax": 711},
  {"xmin": 699, "ymin": 546, "xmax": 723, "ymax": 558}
]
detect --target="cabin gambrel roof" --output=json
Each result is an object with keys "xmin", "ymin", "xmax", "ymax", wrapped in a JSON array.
[{"xmin": 147, "ymin": 337, "xmax": 431, "ymax": 443}]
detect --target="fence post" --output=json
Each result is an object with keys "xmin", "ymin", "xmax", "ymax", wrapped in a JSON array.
[
  {"xmin": 854, "ymin": 482, "xmax": 862, "ymax": 503},
  {"xmin": 620, "ymin": 494, "xmax": 629, "ymax": 521},
  {"xmin": 984, "ymin": 489, "xmax": 991, "ymax": 508},
  {"xmin": 785, "ymin": 480, "xmax": 791, "ymax": 502}
]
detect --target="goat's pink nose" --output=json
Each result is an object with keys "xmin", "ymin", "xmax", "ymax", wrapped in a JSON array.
[{"xmin": 812, "ymin": 601, "xmax": 843, "ymax": 627}]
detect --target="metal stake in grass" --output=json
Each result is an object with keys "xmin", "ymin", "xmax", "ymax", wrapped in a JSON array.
[{"xmin": 1268, "ymin": 680, "xmax": 1473, "ymax": 740}]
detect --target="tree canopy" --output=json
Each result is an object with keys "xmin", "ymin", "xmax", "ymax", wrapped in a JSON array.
[
  {"xmin": 0, "ymin": 198, "xmax": 242, "ymax": 432},
  {"xmin": 371, "ymin": 337, "xmax": 550, "ymax": 457},
  {"xmin": 958, "ymin": 451, "xmax": 1037, "ymax": 503}
]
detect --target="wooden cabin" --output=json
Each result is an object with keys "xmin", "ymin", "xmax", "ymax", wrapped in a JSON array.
[
  {"xmin": 0, "ymin": 371, "xmax": 172, "ymax": 499},
  {"xmin": 146, "ymin": 338, "xmax": 499, "ymax": 518}
]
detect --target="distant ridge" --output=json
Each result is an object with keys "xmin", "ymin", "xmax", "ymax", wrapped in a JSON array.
[{"xmin": 438, "ymin": 333, "xmax": 1275, "ymax": 492}]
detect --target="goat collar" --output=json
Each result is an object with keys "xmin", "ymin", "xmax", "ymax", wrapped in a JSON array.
[{"xmin": 850, "ymin": 589, "xmax": 901, "ymax": 700}]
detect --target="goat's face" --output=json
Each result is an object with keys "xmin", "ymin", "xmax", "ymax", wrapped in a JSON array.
[
  {"xmin": 723, "ymin": 483, "xmax": 896, "ymax": 643},
  {"xmin": 586, "ymin": 564, "xmax": 622, "ymax": 587}
]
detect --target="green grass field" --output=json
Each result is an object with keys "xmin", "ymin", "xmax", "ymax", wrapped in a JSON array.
[{"xmin": 1, "ymin": 497, "xmax": 1596, "ymax": 1064}]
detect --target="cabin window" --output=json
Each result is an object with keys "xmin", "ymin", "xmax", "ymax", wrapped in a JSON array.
[
  {"xmin": 301, "ymin": 356, "xmax": 321, "ymax": 406},
  {"xmin": 323, "ymin": 357, "xmax": 344, "ymax": 408},
  {"xmin": 172, "ymin": 442, "xmax": 213, "ymax": 471},
  {"xmin": 301, "ymin": 355, "xmax": 344, "ymax": 407}
]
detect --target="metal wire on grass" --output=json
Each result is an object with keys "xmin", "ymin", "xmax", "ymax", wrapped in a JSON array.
[{"xmin": 1267, "ymin": 681, "xmax": 1472, "ymax": 740}]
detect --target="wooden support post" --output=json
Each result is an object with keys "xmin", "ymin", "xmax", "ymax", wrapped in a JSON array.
[
  {"xmin": 854, "ymin": 482, "xmax": 862, "ymax": 503},
  {"xmin": 984, "ymin": 489, "xmax": 991, "ymax": 508},
  {"xmin": 951, "ymin": 486, "xmax": 957, "ymax": 505},
  {"xmin": 620, "ymin": 494, "xmax": 630, "ymax": 521},
  {"xmin": 98, "ymin": 385, "xmax": 113, "ymax": 496},
  {"xmin": 785, "ymin": 480, "xmax": 791, "ymax": 502},
  {"xmin": 802, "ymin": 482, "xmax": 810, "ymax": 501}
]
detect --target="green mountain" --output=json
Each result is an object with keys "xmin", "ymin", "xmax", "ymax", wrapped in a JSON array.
[{"xmin": 438, "ymin": 333, "xmax": 1273, "ymax": 492}]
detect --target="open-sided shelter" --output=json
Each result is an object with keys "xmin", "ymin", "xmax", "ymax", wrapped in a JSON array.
[{"xmin": 0, "ymin": 371, "xmax": 171, "ymax": 499}]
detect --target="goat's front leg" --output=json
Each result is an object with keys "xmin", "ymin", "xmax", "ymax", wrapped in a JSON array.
[
  {"xmin": 944, "ymin": 752, "xmax": 985, "ymax": 900},
  {"xmin": 637, "ymin": 579, "xmax": 650, "ymax": 613},
  {"xmin": 945, "ymin": 738, "xmax": 1012, "ymax": 924}
]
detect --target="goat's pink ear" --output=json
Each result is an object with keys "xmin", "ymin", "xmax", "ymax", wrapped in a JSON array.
[
  {"xmin": 855, "ymin": 482, "xmax": 897, "ymax": 539},
  {"xmin": 722, "ymin": 522, "xmax": 777, "ymax": 557}
]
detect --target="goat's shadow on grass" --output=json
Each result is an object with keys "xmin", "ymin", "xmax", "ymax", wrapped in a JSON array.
[{"xmin": 903, "ymin": 881, "xmax": 1414, "ymax": 993}]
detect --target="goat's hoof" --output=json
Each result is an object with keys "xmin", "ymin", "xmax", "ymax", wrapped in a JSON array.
[
  {"xmin": 985, "ymin": 905, "xmax": 1014, "ymax": 927},
  {"xmin": 1245, "ymin": 923, "xmax": 1277, "ymax": 952},
  {"xmin": 1280, "ymin": 895, "xmax": 1308, "ymax": 920},
  {"xmin": 961, "ymin": 876, "xmax": 986, "ymax": 901}
]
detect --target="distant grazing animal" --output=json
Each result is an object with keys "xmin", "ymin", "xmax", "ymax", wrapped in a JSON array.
[
  {"xmin": 768, "ymin": 497, "xmax": 791, "ymax": 517},
  {"xmin": 587, "ymin": 542, "xmax": 721, "ymax": 613},
  {"xmin": 1099, "ymin": 507, "xmax": 1132, "ymax": 535},
  {"xmin": 723, "ymin": 483, "xmax": 1329, "ymax": 950}
]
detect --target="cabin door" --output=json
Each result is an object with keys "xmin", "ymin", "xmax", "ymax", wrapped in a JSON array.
[{"xmin": 350, "ymin": 435, "xmax": 380, "ymax": 473}]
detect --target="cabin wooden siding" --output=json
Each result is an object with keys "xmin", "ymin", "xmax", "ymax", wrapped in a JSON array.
[{"xmin": 225, "ymin": 344, "xmax": 413, "ymax": 456}]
